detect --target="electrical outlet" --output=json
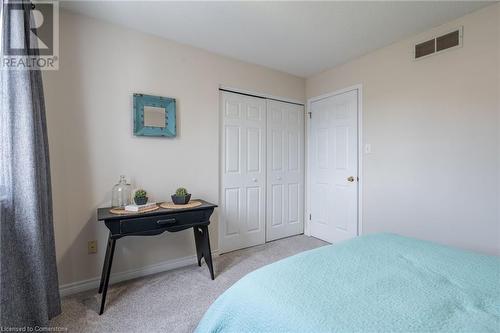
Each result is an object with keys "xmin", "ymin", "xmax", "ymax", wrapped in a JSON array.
[{"xmin": 88, "ymin": 240, "xmax": 97, "ymax": 254}]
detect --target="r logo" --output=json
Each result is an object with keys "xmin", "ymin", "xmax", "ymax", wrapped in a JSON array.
[
  {"xmin": 5, "ymin": 2, "xmax": 54, "ymax": 56},
  {"xmin": 2, "ymin": 1, "xmax": 59, "ymax": 70}
]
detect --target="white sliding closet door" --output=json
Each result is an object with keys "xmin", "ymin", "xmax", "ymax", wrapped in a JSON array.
[
  {"xmin": 266, "ymin": 100, "xmax": 304, "ymax": 241},
  {"xmin": 220, "ymin": 91, "xmax": 266, "ymax": 253}
]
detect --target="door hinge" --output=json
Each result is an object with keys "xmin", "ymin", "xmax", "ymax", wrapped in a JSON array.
[
  {"xmin": 308, "ymin": 112, "xmax": 312, "ymax": 119},
  {"xmin": 309, "ymin": 214, "xmax": 311, "ymax": 220}
]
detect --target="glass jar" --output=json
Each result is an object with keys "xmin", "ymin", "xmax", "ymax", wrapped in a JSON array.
[{"xmin": 111, "ymin": 175, "xmax": 132, "ymax": 208}]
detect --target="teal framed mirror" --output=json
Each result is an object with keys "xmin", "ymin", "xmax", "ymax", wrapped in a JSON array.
[{"xmin": 133, "ymin": 93, "xmax": 176, "ymax": 137}]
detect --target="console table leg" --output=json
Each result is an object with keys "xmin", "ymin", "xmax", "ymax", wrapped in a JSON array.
[
  {"xmin": 98, "ymin": 234, "xmax": 112, "ymax": 294},
  {"xmin": 201, "ymin": 225, "xmax": 215, "ymax": 280},
  {"xmin": 193, "ymin": 225, "xmax": 215, "ymax": 280},
  {"xmin": 193, "ymin": 227, "xmax": 203, "ymax": 267},
  {"xmin": 99, "ymin": 238, "xmax": 116, "ymax": 315}
]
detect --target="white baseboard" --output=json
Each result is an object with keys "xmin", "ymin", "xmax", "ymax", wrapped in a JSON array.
[{"xmin": 59, "ymin": 250, "xmax": 219, "ymax": 297}]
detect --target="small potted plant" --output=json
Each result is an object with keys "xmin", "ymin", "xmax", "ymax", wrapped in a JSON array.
[
  {"xmin": 171, "ymin": 187, "xmax": 191, "ymax": 205},
  {"xmin": 134, "ymin": 189, "xmax": 148, "ymax": 205}
]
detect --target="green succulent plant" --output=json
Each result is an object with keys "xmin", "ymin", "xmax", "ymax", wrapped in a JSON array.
[
  {"xmin": 175, "ymin": 187, "xmax": 188, "ymax": 197},
  {"xmin": 134, "ymin": 189, "xmax": 147, "ymax": 199}
]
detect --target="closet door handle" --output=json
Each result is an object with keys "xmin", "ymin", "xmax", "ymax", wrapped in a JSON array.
[
  {"xmin": 277, "ymin": 176, "xmax": 282, "ymax": 181},
  {"xmin": 252, "ymin": 178, "xmax": 258, "ymax": 183}
]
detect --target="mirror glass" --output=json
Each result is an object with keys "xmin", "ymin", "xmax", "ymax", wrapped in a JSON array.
[{"xmin": 143, "ymin": 106, "xmax": 166, "ymax": 128}]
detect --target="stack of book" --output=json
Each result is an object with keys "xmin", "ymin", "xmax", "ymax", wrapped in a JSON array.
[{"xmin": 124, "ymin": 202, "xmax": 157, "ymax": 212}]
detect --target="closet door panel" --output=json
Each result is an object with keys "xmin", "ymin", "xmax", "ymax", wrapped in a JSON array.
[
  {"xmin": 220, "ymin": 91, "xmax": 266, "ymax": 253},
  {"xmin": 266, "ymin": 100, "xmax": 304, "ymax": 241}
]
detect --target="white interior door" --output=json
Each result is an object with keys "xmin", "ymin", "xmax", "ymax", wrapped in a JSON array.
[
  {"xmin": 266, "ymin": 100, "xmax": 304, "ymax": 241},
  {"xmin": 220, "ymin": 91, "xmax": 266, "ymax": 253},
  {"xmin": 309, "ymin": 89, "xmax": 359, "ymax": 243}
]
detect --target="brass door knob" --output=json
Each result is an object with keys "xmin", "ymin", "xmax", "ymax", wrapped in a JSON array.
[{"xmin": 347, "ymin": 176, "xmax": 355, "ymax": 182}]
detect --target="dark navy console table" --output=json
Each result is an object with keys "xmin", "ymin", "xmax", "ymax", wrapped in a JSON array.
[{"xmin": 96, "ymin": 200, "xmax": 217, "ymax": 314}]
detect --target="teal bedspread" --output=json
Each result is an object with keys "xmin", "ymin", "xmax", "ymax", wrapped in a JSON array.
[{"xmin": 196, "ymin": 234, "xmax": 500, "ymax": 333}]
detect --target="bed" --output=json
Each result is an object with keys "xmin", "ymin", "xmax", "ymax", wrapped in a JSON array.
[{"xmin": 196, "ymin": 233, "xmax": 500, "ymax": 333}]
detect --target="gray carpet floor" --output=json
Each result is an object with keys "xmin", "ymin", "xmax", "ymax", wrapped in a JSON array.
[{"xmin": 50, "ymin": 235, "xmax": 327, "ymax": 332}]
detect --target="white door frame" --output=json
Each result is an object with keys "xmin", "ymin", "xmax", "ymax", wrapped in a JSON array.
[
  {"xmin": 304, "ymin": 84, "xmax": 363, "ymax": 238},
  {"xmin": 219, "ymin": 85, "xmax": 305, "ymax": 106}
]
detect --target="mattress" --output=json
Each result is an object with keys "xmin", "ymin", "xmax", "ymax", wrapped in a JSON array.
[{"xmin": 196, "ymin": 233, "xmax": 500, "ymax": 332}]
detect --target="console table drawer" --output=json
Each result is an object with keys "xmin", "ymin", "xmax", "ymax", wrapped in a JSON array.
[{"xmin": 119, "ymin": 210, "xmax": 209, "ymax": 234}]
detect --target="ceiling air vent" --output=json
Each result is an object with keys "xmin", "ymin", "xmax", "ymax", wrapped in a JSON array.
[{"xmin": 414, "ymin": 27, "xmax": 463, "ymax": 60}]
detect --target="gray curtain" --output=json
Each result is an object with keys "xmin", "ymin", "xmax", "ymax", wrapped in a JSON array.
[{"xmin": 0, "ymin": 1, "xmax": 61, "ymax": 327}]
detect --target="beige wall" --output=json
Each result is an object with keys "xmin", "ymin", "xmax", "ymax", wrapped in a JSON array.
[
  {"xmin": 43, "ymin": 10, "xmax": 305, "ymax": 287},
  {"xmin": 307, "ymin": 4, "xmax": 500, "ymax": 255}
]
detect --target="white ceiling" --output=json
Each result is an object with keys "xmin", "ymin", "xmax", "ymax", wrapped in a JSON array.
[{"xmin": 61, "ymin": 1, "xmax": 493, "ymax": 78}]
